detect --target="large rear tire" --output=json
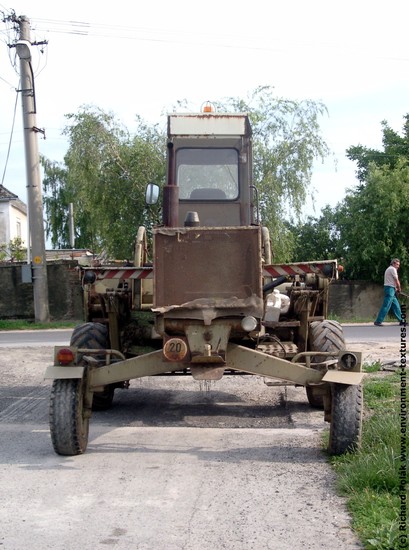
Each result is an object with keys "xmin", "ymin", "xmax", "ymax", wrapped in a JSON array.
[
  {"xmin": 70, "ymin": 322, "xmax": 114, "ymax": 411},
  {"xmin": 305, "ymin": 386, "xmax": 326, "ymax": 409},
  {"xmin": 70, "ymin": 322, "xmax": 108, "ymax": 352},
  {"xmin": 307, "ymin": 320, "xmax": 346, "ymax": 408},
  {"xmin": 328, "ymin": 383, "xmax": 363, "ymax": 455},
  {"xmin": 49, "ymin": 378, "xmax": 89, "ymax": 456}
]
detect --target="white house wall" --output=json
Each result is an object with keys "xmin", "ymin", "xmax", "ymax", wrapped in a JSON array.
[
  {"xmin": 10, "ymin": 203, "xmax": 27, "ymax": 246},
  {"xmin": 0, "ymin": 202, "xmax": 10, "ymax": 244},
  {"xmin": 0, "ymin": 202, "xmax": 27, "ymax": 247}
]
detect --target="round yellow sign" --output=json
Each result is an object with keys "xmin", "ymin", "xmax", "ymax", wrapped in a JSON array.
[
  {"xmin": 33, "ymin": 256, "xmax": 42, "ymax": 265},
  {"xmin": 163, "ymin": 338, "xmax": 188, "ymax": 362}
]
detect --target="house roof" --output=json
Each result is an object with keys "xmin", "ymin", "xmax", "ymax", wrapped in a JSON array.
[
  {"xmin": 0, "ymin": 184, "xmax": 18, "ymax": 200},
  {"xmin": 0, "ymin": 184, "xmax": 27, "ymax": 215}
]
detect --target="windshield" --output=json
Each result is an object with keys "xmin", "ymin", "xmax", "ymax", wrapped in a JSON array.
[{"xmin": 177, "ymin": 148, "xmax": 239, "ymax": 200}]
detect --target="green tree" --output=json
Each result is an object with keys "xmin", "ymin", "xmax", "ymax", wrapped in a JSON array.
[
  {"xmin": 291, "ymin": 162, "xmax": 409, "ymax": 284},
  {"xmin": 217, "ymin": 86, "xmax": 330, "ymax": 260},
  {"xmin": 0, "ymin": 237, "xmax": 27, "ymax": 262},
  {"xmin": 43, "ymin": 89, "xmax": 329, "ymax": 261},
  {"xmin": 337, "ymin": 115, "xmax": 409, "ymax": 283},
  {"xmin": 42, "ymin": 159, "xmax": 72, "ymax": 249},
  {"xmin": 9, "ymin": 237, "xmax": 26, "ymax": 261},
  {"xmin": 42, "ymin": 107, "xmax": 165, "ymax": 258},
  {"xmin": 346, "ymin": 114, "xmax": 409, "ymax": 182},
  {"xmin": 289, "ymin": 206, "xmax": 340, "ymax": 262},
  {"xmin": 333, "ymin": 160, "xmax": 409, "ymax": 284},
  {"xmin": 292, "ymin": 116, "xmax": 409, "ymax": 283}
]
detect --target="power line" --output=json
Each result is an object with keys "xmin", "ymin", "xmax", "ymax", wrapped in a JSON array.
[
  {"xmin": 29, "ymin": 17, "xmax": 409, "ymax": 63},
  {"xmin": 3, "ymin": 6, "xmax": 409, "ymax": 62},
  {"xmin": 1, "ymin": 84, "xmax": 19, "ymax": 186}
]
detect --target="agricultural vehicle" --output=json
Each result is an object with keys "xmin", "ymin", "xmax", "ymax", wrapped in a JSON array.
[{"xmin": 45, "ymin": 106, "xmax": 363, "ymax": 456}]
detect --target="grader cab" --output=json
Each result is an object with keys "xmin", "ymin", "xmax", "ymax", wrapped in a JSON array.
[{"xmin": 45, "ymin": 106, "xmax": 363, "ymax": 456}]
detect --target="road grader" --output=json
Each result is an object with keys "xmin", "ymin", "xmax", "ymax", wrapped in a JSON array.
[{"xmin": 45, "ymin": 106, "xmax": 363, "ymax": 456}]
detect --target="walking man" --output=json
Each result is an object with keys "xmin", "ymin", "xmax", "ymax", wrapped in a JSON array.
[{"xmin": 374, "ymin": 258, "xmax": 402, "ymax": 326}]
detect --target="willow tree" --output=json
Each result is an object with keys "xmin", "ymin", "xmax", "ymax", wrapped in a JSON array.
[
  {"xmin": 42, "ymin": 106, "xmax": 165, "ymax": 258},
  {"xmin": 43, "ymin": 89, "xmax": 329, "ymax": 261},
  {"xmin": 217, "ymin": 86, "xmax": 330, "ymax": 260}
]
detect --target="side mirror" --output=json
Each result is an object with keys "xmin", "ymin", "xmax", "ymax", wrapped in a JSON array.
[{"xmin": 145, "ymin": 183, "xmax": 160, "ymax": 205}]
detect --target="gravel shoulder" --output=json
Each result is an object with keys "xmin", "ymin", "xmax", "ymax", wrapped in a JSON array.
[{"xmin": 349, "ymin": 341, "xmax": 401, "ymax": 368}]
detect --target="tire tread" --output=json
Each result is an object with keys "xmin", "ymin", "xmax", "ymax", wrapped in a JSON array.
[
  {"xmin": 328, "ymin": 383, "xmax": 363, "ymax": 455},
  {"xmin": 49, "ymin": 378, "xmax": 88, "ymax": 456}
]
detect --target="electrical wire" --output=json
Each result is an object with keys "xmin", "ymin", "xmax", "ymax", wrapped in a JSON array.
[
  {"xmin": 28, "ymin": 17, "xmax": 409, "ymax": 62},
  {"xmin": 2, "ymin": 5, "xmax": 409, "ymax": 62},
  {"xmin": 1, "ymin": 83, "xmax": 19, "ymax": 186}
]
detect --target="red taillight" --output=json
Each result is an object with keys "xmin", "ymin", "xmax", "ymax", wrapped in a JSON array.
[{"xmin": 56, "ymin": 348, "xmax": 75, "ymax": 366}]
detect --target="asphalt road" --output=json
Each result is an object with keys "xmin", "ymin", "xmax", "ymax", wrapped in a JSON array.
[
  {"xmin": 0, "ymin": 329, "xmax": 73, "ymax": 347},
  {"xmin": 0, "ymin": 323, "xmax": 402, "ymax": 347},
  {"xmin": 342, "ymin": 322, "xmax": 402, "ymax": 342},
  {"xmin": 0, "ymin": 341, "xmax": 364, "ymax": 549}
]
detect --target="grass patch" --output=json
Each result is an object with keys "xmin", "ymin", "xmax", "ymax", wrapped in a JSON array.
[
  {"xmin": 331, "ymin": 365, "xmax": 408, "ymax": 549},
  {"xmin": 363, "ymin": 361, "xmax": 383, "ymax": 373},
  {"xmin": 0, "ymin": 319, "xmax": 79, "ymax": 330},
  {"xmin": 364, "ymin": 375, "xmax": 400, "ymax": 410},
  {"xmin": 347, "ymin": 491, "xmax": 401, "ymax": 550}
]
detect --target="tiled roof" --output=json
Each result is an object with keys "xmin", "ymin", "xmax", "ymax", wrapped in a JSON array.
[{"xmin": 0, "ymin": 184, "xmax": 18, "ymax": 200}]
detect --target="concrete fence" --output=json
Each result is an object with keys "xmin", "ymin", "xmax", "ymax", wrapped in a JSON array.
[
  {"xmin": 0, "ymin": 262, "xmax": 386, "ymax": 321},
  {"xmin": 327, "ymin": 279, "xmax": 384, "ymax": 321},
  {"xmin": 0, "ymin": 261, "xmax": 83, "ymax": 320}
]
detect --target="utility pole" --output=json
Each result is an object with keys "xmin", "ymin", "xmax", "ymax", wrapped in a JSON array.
[{"xmin": 15, "ymin": 16, "xmax": 50, "ymax": 323}]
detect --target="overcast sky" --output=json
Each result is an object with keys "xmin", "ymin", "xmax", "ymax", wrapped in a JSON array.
[{"xmin": 1, "ymin": 0, "xmax": 408, "ymax": 218}]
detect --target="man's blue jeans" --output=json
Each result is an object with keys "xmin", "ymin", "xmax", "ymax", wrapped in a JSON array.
[{"xmin": 375, "ymin": 285, "xmax": 402, "ymax": 323}]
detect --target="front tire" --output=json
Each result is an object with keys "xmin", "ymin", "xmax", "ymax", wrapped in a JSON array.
[
  {"xmin": 49, "ymin": 378, "xmax": 90, "ymax": 456},
  {"xmin": 328, "ymin": 383, "xmax": 363, "ymax": 455}
]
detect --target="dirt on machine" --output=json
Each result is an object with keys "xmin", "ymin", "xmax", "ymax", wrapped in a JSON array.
[{"xmin": 45, "ymin": 104, "xmax": 364, "ymax": 456}]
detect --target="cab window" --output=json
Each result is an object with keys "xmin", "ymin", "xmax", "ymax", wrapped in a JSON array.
[{"xmin": 177, "ymin": 148, "xmax": 239, "ymax": 200}]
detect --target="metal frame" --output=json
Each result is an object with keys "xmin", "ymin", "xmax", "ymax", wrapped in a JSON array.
[{"xmin": 45, "ymin": 345, "xmax": 364, "ymax": 388}]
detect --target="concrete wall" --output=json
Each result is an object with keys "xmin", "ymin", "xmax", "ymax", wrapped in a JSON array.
[
  {"xmin": 328, "ymin": 280, "xmax": 384, "ymax": 321},
  {"xmin": 0, "ymin": 261, "xmax": 83, "ymax": 320},
  {"xmin": 0, "ymin": 263, "xmax": 386, "ymax": 321}
]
